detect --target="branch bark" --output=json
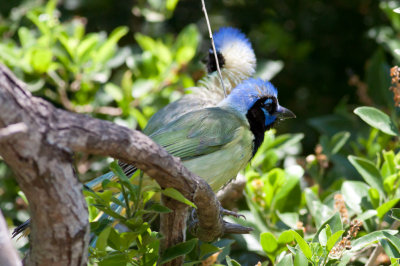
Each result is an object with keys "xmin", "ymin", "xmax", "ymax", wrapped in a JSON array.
[
  {"xmin": 0, "ymin": 64, "xmax": 251, "ymax": 266},
  {"xmin": 0, "ymin": 209, "xmax": 21, "ymax": 266}
]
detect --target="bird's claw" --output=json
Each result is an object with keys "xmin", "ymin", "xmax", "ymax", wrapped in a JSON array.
[{"xmin": 220, "ymin": 207, "xmax": 246, "ymax": 220}]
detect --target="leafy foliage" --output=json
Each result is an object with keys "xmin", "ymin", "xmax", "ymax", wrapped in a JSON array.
[{"xmin": 1, "ymin": 0, "xmax": 400, "ymax": 265}]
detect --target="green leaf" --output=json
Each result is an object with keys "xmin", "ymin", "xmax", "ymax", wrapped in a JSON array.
[
  {"xmin": 383, "ymin": 232, "xmax": 400, "ymax": 256},
  {"xmin": 166, "ymin": 0, "xmax": 179, "ymax": 11},
  {"xmin": 109, "ymin": 161, "xmax": 138, "ymax": 200},
  {"xmin": 391, "ymin": 208, "xmax": 400, "ymax": 221},
  {"xmin": 377, "ymin": 198, "xmax": 400, "ymax": 219},
  {"xmin": 278, "ymin": 230, "xmax": 295, "ymax": 244},
  {"xmin": 105, "ymin": 83, "xmax": 123, "ymax": 102},
  {"xmin": 354, "ymin": 107, "xmax": 399, "ymax": 136},
  {"xmin": 383, "ymin": 150, "xmax": 396, "ymax": 175},
  {"xmin": 325, "ymin": 224, "xmax": 332, "ymax": 239},
  {"xmin": 199, "ymin": 243, "xmax": 220, "ymax": 259},
  {"xmin": 356, "ymin": 209, "xmax": 378, "ymax": 222},
  {"xmin": 294, "ymin": 248, "xmax": 308, "ymax": 266},
  {"xmin": 277, "ymin": 253, "xmax": 294, "ymax": 266},
  {"xmin": 291, "ymin": 230, "xmax": 312, "ymax": 260},
  {"xmin": 174, "ymin": 24, "xmax": 199, "ymax": 64},
  {"xmin": 98, "ymin": 253, "xmax": 129, "ymax": 266},
  {"xmin": 18, "ymin": 27, "xmax": 35, "ymax": 47},
  {"xmin": 277, "ymin": 212, "xmax": 299, "ymax": 229},
  {"xmin": 145, "ymin": 203, "xmax": 172, "ymax": 213},
  {"xmin": 383, "ymin": 174, "xmax": 400, "ymax": 195},
  {"xmin": 368, "ymin": 188, "xmax": 380, "ymax": 209},
  {"xmin": 161, "ymin": 188, "xmax": 196, "ymax": 208},
  {"xmin": 352, "ymin": 230, "xmax": 398, "ymax": 251},
  {"xmin": 380, "ymin": 239, "xmax": 400, "ymax": 259},
  {"xmin": 312, "ymin": 212, "xmax": 343, "ymax": 243},
  {"xmin": 330, "ymin": 131, "xmax": 351, "ymax": 154},
  {"xmin": 97, "ymin": 190, "xmax": 113, "ymax": 203},
  {"xmin": 326, "ymin": 230, "xmax": 345, "ymax": 251},
  {"xmin": 160, "ymin": 238, "xmax": 198, "ymax": 264},
  {"xmin": 348, "ymin": 156, "xmax": 385, "ymax": 195},
  {"xmin": 226, "ymin": 255, "xmax": 241, "ymax": 266},
  {"xmin": 96, "ymin": 227, "xmax": 111, "ymax": 251},
  {"xmin": 96, "ymin": 26, "xmax": 128, "ymax": 63},
  {"xmin": 305, "ymin": 188, "xmax": 334, "ymax": 228},
  {"xmin": 91, "ymin": 204, "xmax": 126, "ymax": 220},
  {"xmin": 31, "ymin": 48, "xmax": 52, "ymax": 73},
  {"xmin": 260, "ymin": 232, "xmax": 278, "ymax": 253},
  {"xmin": 272, "ymin": 168, "xmax": 302, "ymax": 211}
]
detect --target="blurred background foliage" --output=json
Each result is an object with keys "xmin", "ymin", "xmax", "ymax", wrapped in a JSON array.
[{"xmin": 1, "ymin": 0, "xmax": 400, "ymax": 265}]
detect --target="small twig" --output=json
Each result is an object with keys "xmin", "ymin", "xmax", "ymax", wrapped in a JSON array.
[
  {"xmin": 201, "ymin": 0, "xmax": 227, "ymax": 98},
  {"xmin": 0, "ymin": 122, "xmax": 27, "ymax": 143},
  {"xmin": 49, "ymin": 70, "xmax": 122, "ymax": 116}
]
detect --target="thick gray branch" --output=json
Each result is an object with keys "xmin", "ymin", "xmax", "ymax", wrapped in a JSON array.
[
  {"xmin": 0, "ymin": 65, "xmax": 89, "ymax": 265},
  {"xmin": 0, "ymin": 210, "xmax": 21, "ymax": 266},
  {"xmin": 0, "ymin": 64, "xmax": 251, "ymax": 266}
]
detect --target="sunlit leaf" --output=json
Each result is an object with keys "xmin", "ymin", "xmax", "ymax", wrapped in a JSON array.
[
  {"xmin": 260, "ymin": 232, "xmax": 278, "ymax": 253},
  {"xmin": 276, "ymin": 253, "xmax": 294, "ymax": 266},
  {"xmin": 352, "ymin": 230, "xmax": 398, "ymax": 251},
  {"xmin": 348, "ymin": 156, "xmax": 385, "ymax": 195},
  {"xmin": 161, "ymin": 188, "xmax": 196, "ymax": 208},
  {"xmin": 354, "ymin": 107, "xmax": 399, "ymax": 136},
  {"xmin": 377, "ymin": 199, "xmax": 400, "ymax": 219},
  {"xmin": 327, "ymin": 230, "xmax": 345, "ymax": 251},
  {"xmin": 291, "ymin": 230, "xmax": 312, "ymax": 260}
]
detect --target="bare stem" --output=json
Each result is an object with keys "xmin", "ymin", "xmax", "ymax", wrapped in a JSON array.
[{"xmin": 201, "ymin": 0, "xmax": 227, "ymax": 98}]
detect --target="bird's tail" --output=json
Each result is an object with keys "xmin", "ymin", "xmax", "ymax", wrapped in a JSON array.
[
  {"xmin": 12, "ymin": 218, "xmax": 31, "ymax": 239},
  {"xmin": 13, "ymin": 162, "xmax": 138, "ymax": 239}
]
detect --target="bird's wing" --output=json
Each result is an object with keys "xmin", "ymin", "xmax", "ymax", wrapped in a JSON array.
[{"xmin": 149, "ymin": 107, "xmax": 247, "ymax": 160}]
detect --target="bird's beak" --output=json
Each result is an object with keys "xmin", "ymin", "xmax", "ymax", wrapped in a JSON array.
[{"xmin": 276, "ymin": 106, "xmax": 296, "ymax": 120}]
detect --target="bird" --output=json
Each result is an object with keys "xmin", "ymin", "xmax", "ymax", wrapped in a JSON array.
[
  {"xmin": 87, "ymin": 27, "xmax": 257, "ymax": 190},
  {"xmin": 13, "ymin": 78, "xmax": 295, "ymax": 238},
  {"xmin": 146, "ymin": 78, "xmax": 294, "ymax": 191},
  {"xmin": 142, "ymin": 26, "xmax": 256, "ymax": 135},
  {"xmin": 12, "ymin": 28, "xmax": 259, "ymax": 237},
  {"xmin": 95, "ymin": 78, "xmax": 294, "ymax": 193}
]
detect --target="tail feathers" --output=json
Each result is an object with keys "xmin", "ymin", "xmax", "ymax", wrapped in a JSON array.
[
  {"xmin": 12, "ymin": 218, "xmax": 31, "ymax": 239},
  {"xmin": 118, "ymin": 161, "xmax": 137, "ymax": 177},
  {"xmin": 86, "ymin": 162, "xmax": 137, "ymax": 192},
  {"xmin": 86, "ymin": 171, "xmax": 116, "ymax": 192}
]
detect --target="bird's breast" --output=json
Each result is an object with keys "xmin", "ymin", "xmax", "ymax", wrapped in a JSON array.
[{"xmin": 182, "ymin": 126, "xmax": 254, "ymax": 192}]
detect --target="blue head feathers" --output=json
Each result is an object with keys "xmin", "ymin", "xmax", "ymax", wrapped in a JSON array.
[
  {"xmin": 220, "ymin": 78, "xmax": 294, "ymax": 128},
  {"xmin": 213, "ymin": 27, "xmax": 253, "ymax": 52},
  {"xmin": 219, "ymin": 78, "xmax": 295, "ymax": 154},
  {"xmin": 220, "ymin": 78, "xmax": 277, "ymax": 113}
]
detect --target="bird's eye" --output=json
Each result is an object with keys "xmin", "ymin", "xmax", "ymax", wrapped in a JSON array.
[{"xmin": 263, "ymin": 98, "xmax": 275, "ymax": 113}]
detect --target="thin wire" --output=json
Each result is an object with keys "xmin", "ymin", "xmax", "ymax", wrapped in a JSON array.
[{"xmin": 201, "ymin": 0, "xmax": 227, "ymax": 98}]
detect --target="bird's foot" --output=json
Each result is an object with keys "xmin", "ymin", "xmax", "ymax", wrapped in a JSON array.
[{"xmin": 220, "ymin": 207, "xmax": 246, "ymax": 219}]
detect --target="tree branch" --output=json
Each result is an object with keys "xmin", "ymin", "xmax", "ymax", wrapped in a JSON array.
[
  {"xmin": 0, "ymin": 209, "xmax": 21, "ymax": 266},
  {"xmin": 0, "ymin": 64, "xmax": 251, "ymax": 266}
]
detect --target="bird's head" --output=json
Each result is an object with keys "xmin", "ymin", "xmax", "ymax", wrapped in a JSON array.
[
  {"xmin": 221, "ymin": 78, "xmax": 295, "ymax": 130},
  {"xmin": 205, "ymin": 27, "xmax": 256, "ymax": 78},
  {"xmin": 220, "ymin": 78, "xmax": 295, "ymax": 154}
]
